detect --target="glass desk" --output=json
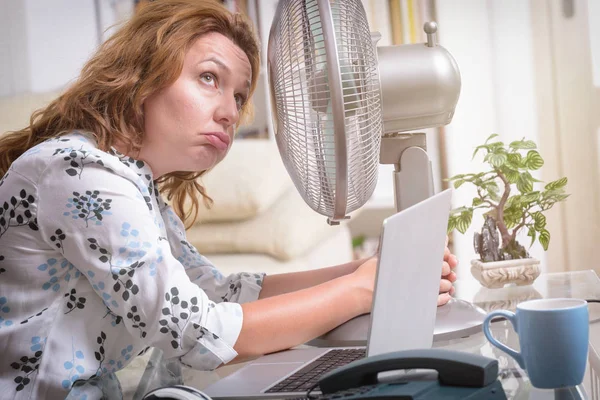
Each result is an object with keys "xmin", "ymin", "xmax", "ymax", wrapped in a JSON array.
[{"xmin": 116, "ymin": 270, "xmax": 600, "ymax": 400}]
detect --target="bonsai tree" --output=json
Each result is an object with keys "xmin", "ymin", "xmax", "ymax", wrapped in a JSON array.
[{"xmin": 446, "ymin": 134, "xmax": 569, "ymax": 262}]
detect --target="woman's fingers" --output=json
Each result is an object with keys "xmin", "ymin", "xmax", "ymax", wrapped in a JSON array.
[
  {"xmin": 437, "ymin": 292, "xmax": 451, "ymax": 306},
  {"xmin": 439, "ymin": 278, "xmax": 453, "ymax": 293},
  {"xmin": 441, "ymin": 261, "xmax": 451, "ymax": 276},
  {"xmin": 444, "ymin": 271, "xmax": 457, "ymax": 283}
]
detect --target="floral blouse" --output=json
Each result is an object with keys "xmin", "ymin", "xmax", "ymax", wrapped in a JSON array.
[{"xmin": 0, "ymin": 131, "xmax": 264, "ymax": 399}]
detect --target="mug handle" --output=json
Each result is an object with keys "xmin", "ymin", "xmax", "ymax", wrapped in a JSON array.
[{"xmin": 483, "ymin": 310, "xmax": 525, "ymax": 370}]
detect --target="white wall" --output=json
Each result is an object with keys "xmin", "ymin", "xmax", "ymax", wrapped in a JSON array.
[
  {"xmin": 0, "ymin": 0, "xmax": 119, "ymax": 97},
  {"xmin": 436, "ymin": 1, "xmax": 545, "ymax": 277},
  {"xmin": 0, "ymin": 0, "xmax": 30, "ymax": 96}
]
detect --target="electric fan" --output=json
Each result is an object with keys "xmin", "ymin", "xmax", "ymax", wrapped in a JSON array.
[
  {"xmin": 267, "ymin": 0, "xmax": 486, "ymax": 343},
  {"xmin": 267, "ymin": 0, "xmax": 460, "ymax": 224}
]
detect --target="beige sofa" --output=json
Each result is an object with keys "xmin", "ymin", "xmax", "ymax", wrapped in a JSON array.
[{"xmin": 0, "ymin": 92, "xmax": 354, "ymax": 277}]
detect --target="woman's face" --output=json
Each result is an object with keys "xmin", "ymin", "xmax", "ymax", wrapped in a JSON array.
[{"xmin": 140, "ymin": 32, "xmax": 252, "ymax": 178}]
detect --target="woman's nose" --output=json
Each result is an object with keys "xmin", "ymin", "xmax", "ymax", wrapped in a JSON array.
[{"xmin": 214, "ymin": 92, "xmax": 240, "ymax": 128}]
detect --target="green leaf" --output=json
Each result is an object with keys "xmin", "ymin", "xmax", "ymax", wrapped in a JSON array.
[
  {"xmin": 447, "ymin": 174, "xmax": 465, "ymax": 181},
  {"xmin": 453, "ymin": 179, "xmax": 466, "ymax": 189},
  {"xmin": 517, "ymin": 174, "xmax": 533, "ymax": 193},
  {"xmin": 522, "ymin": 171, "xmax": 543, "ymax": 183},
  {"xmin": 450, "ymin": 206, "xmax": 471, "ymax": 214},
  {"xmin": 504, "ymin": 215, "xmax": 519, "ymax": 229},
  {"xmin": 487, "ymin": 184, "xmax": 501, "ymax": 202},
  {"xmin": 485, "ymin": 134, "xmax": 500, "ymax": 143},
  {"xmin": 472, "ymin": 197, "xmax": 483, "ymax": 206},
  {"xmin": 506, "ymin": 195, "xmax": 520, "ymax": 207},
  {"xmin": 539, "ymin": 229, "xmax": 550, "ymax": 251},
  {"xmin": 527, "ymin": 226, "xmax": 537, "ymax": 247},
  {"xmin": 533, "ymin": 212, "xmax": 546, "ymax": 230},
  {"xmin": 509, "ymin": 139, "xmax": 537, "ymax": 150},
  {"xmin": 553, "ymin": 194, "xmax": 570, "ymax": 202},
  {"xmin": 503, "ymin": 168, "xmax": 520, "ymax": 184},
  {"xmin": 447, "ymin": 217, "xmax": 456, "ymax": 234},
  {"xmin": 351, "ymin": 235, "xmax": 365, "ymax": 248},
  {"xmin": 472, "ymin": 145, "xmax": 488, "ymax": 160},
  {"xmin": 524, "ymin": 150, "xmax": 544, "ymax": 170},
  {"xmin": 507, "ymin": 153, "xmax": 523, "ymax": 167},
  {"xmin": 545, "ymin": 177, "xmax": 568, "ymax": 190},
  {"xmin": 488, "ymin": 152, "xmax": 508, "ymax": 168},
  {"xmin": 456, "ymin": 211, "xmax": 473, "ymax": 234},
  {"xmin": 521, "ymin": 192, "xmax": 540, "ymax": 203}
]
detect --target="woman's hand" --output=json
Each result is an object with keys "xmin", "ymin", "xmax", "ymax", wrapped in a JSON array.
[
  {"xmin": 350, "ymin": 256, "xmax": 378, "ymax": 315},
  {"xmin": 438, "ymin": 236, "xmax": 458, "ymax": 306}
]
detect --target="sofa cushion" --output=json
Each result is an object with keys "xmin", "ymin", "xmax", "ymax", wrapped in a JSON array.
[
  {"xmin": 0, "ymin": 91, "xmax": 60, "ymax": 134},
  {"xmin": 196, "ymin": 139, "xmax": 293, "ymax": 222},
  {"xmin": 187, "ymin": 185, "xmax": 348, "ymax": 261}
]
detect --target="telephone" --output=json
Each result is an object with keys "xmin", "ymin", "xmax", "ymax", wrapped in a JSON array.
[{"xmin": 306, "ymin": 348, "xmax": 507, "ymax": 399}]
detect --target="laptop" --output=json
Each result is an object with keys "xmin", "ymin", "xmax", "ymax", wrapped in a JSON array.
[{"xmin": 203, "ymin": 189, "xmax": 453, "ymax": 399}]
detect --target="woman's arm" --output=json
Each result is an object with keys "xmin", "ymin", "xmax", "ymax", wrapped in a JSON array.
[
  {"xmin": 257, "ymin": 257, "xmax": 370, "ymax": 299},
  {"xmin": 234, "ymin": 257, "xmax": 377, "ymax": 359}
]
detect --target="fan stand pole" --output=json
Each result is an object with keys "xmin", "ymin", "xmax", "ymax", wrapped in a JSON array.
[{"xmin": 379, "ymin": 132, "xmax": 435, "ymax": 212}]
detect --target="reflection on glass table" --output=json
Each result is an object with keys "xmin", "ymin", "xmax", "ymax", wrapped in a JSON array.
[{"xmin": 116, "ymin": 270, "xmax": 600, "ymax": 400}]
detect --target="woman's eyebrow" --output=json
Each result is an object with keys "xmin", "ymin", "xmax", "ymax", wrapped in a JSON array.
[
  {"xmin": 198, "ymin": 57, "xmax": 250, "ymax": 89},
  {"xmin": 198, "ymin": 57, "xmax": 230, "ymax": 72}
]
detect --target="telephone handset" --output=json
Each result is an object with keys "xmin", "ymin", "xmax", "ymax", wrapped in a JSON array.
[{"xmin": 311, "ymin": 348, "xmax": 507, "ymax": 399}]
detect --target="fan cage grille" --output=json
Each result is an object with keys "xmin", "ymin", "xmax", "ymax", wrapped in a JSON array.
[{"xmin": 269, "ymin": 0, "xmax": 382, "ymax": 219}]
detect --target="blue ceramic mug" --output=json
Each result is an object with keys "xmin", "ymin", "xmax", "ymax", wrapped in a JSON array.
[{"xmin": 483, "ymin": 298, "xmax": 589, "ymax": 389}]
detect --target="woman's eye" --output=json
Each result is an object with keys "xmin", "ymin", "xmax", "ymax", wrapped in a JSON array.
[
  {"xmin": 235, "ymin": 94, "xmax": 246, "ymax": 110},
  {"xmin": 200, "ymin": 73, "xmax": 216, "ymax": 85}
]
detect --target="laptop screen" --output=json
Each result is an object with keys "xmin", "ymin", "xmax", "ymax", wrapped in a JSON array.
[{"xmin": 366, "ymin": 189, "xmax": 452, "ymax": 357}]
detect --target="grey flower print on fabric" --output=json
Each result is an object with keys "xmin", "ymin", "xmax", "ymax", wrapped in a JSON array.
[
  {"xmin": 102, "ymin": 307, "xmax": 123, "ymax": 328},
  {"xmin": 49, "ymin": 229, "xmax": 67, "ymax": 253},
  {"xmin": 64, "ymin": 289, "xmax": 87, "ymax": 314},
  {"xmin": 94, "ymin": 331, "xmax": 134, "ymax": 376},
  {"xmin": 64, "ymin": 191, "xmax": 113, "ymax": 227},
  {"xmin": 109, "ymin": 149, "xmax": 155, "ymax": 211},
  {"xmin": 160, "ymin": 287, "xmax": 202, "ymax": 350},
  {"xmin": 0, "ymin": 189, "xmax": 38, "ymax": 239},
  {"xmin": 20, "ymin": 307, "xmax": 49, "ymax": 325},
  {"xmin": 9, "ymin": 336, "xmax": 45, "ymax": 392},
  {"xmin": 87, "ymin": 237, "xmax": 143, "ymax": 303},
  {"xmin": 53, "ymin": 145, "xmax": 111, "ymax": 179},
  {"xmin": 126, "ymin": 305, "xmax": 148, "ymax": 339},
  {"xmin": 0, "ymin": 254, "xmax": 5, "ymax": 275}
]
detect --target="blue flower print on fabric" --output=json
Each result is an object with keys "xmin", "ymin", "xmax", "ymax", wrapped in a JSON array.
[
  {"xmin": 30, "ymin": 336, "xmax": 46, "ymax": 352},
  {"xmin": 87, "ymin": 271, "xmax": 119, "ymax": 309},
  {"xmin": 62, "ymin": 339, "xmax": 86, "ymax": 390},
  {"xmin": 116, "ymin": 222, "xmax": 159, "ymax": 276},
  {"xmin": 64, "ymin": 191, "xmax": 113, "ymax": 227},
  {"xmin": 165, "ymin": 208, "xmax": 185, "ymax": 238},
  {"xmin": 0, "ymin": 296, "xmax": 13, "ymax": 328},
  {"xmin": 38, "ymin": 258, "xmax": 79, "ymax": 292},
  {"xmin": 100, "ymin": 345, "xmax": 134, "ymax": 375},
  {"xmin": 177, "ymin": 240, "xmax": 216, "ymax": 271}
]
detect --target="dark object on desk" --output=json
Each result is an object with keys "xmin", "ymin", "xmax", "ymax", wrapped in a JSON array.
[
  {"xmin": 142, "ymin": 385, "xmax": 212, "ymax": 400},
  {"xmin": 303, "ymin": 348, "xmax": 506, "ymax": 399}
]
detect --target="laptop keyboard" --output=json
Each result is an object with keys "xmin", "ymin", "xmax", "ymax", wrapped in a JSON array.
[{"xmin": 265, "ymin": 348, "xmax": 366, "ymax": 393}]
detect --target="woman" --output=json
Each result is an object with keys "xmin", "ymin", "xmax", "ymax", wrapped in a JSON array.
[{"xmin": 0, "ymin": 0, "xmax": 457, "ymax": 398}]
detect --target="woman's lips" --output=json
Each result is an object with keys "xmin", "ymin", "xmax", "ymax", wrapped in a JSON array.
[{"xmin": 203, "ymin": 133, "xmax": 230, "ymax": 151}]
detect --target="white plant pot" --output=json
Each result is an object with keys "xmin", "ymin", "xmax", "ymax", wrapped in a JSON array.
[{"xmin": 470, "ymin": 258, "xmax": 541, "ymax": 289}]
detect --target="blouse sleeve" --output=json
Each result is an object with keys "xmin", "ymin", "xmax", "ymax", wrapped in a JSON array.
[
  {"xmin": 161, "ymin": 206, "xmax": 265, "ymax": 305},
  {"xmin": 36, "ymin": 159, "xmax": 244, "ymax": 370}
]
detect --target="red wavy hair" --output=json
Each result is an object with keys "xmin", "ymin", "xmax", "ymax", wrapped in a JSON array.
[{"xmin": 0, "ymin": 0, "xmax": 261, "ymax": 228}]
